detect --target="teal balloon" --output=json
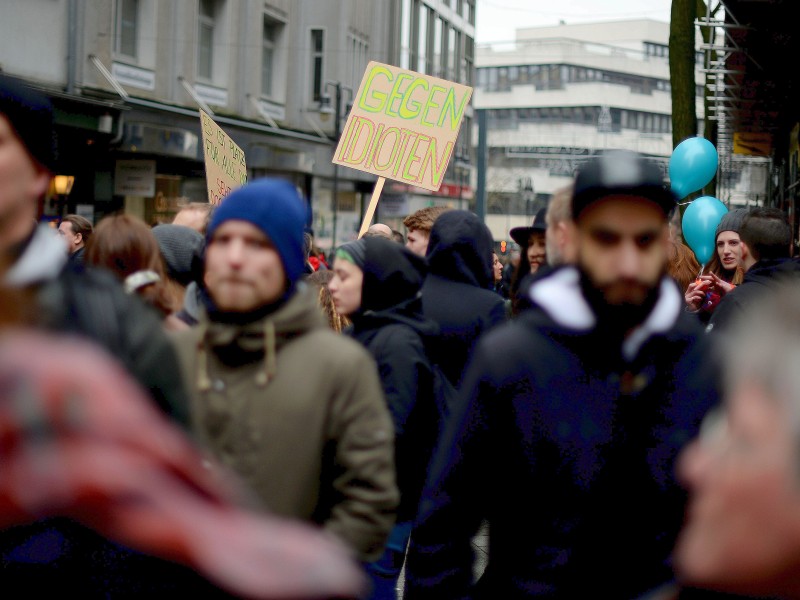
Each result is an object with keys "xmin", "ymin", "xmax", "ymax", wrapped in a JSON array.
[
  {"xmin": 682, "ymin": 196, "xmax": 728, "ymax": 265},
  {"xmin": 669, "ymin": 137, "xmax": 718, "ymax": 199}
]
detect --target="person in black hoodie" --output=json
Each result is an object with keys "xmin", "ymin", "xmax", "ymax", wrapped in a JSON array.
[
  {"xmin": 421, "ymin": 210, "xmax": 507, "ymax": 389},
  {"xmin": 330, "ymin": 236, "xmax": 442, "ymax": 600}
]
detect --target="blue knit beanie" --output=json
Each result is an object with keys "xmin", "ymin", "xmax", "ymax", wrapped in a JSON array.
[{"xmin": 206, "ymin": 178, "xmax": 308, "ymax": 289}]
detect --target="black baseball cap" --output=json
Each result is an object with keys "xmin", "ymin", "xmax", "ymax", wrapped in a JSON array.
[{"xmin": 572, "ymin": 150, "xmax": 677, "ymax": 220}]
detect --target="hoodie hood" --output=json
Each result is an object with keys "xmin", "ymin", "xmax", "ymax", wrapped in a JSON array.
[
  {"xmin": 351, "ymin": 237, "xmax": 438, "ymax": 339},
  {"xmin": 361, "ymin": 237, "xmax": 426, "ymax": 313},
  {"xmin": 425, "ymin": 210, "xmax": 494, "ymax": 289}
]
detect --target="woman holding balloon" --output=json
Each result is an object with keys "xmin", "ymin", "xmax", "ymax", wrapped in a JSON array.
[
  {"xmin": 669, "ymin": 136, "xmax": 741, "ymax": 319},
  {"xmin": 684, "ymin": 209, "xmax": 747, "ymax": 319}
]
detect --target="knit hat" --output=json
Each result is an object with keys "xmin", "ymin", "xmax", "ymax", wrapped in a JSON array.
[
  {"xmin": 572, "ymin": 150, "xmax": 676, "ymax": 220},
  {"xmin": 509, "ymin": 207, "xmax": 547, "ymax": 247},
  {"xmin": 715, "ymin": 207, "xmax": 749, "ymax": 239},
  {"xmin": 152, "ymin": 223, "xmax": 205, "ymax": 287},
  {"xmin": 206, "ymin": 178, "xmax": 308, "ymax": 288},
  {"xmin": 0, "ymin": 73, "xmax": 57, "ymax": 172},
  {"xmin": 336, "ymin": 239, "xmax": 367, "ymax": 270}
]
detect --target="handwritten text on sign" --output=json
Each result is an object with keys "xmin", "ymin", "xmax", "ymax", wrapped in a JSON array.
[
  {"xmin": 199, "ymin": 109, "xmax": 247, "ymax": 205},
  {"xmin": 333, "ymin": 62, "xmax": 472, "ymax": 192}
]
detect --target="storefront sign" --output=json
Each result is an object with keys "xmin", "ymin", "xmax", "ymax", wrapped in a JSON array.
[
  {"xmin": 114, "ymin": 159, "xmax": 156, "ymax": 196},
  {"xmin": 333, "ymin": 61, "xmax": 472, "ymax": 192},
  {"xmin": 199, "ymin": 109, "xmax": 247, "ymax": 205}
]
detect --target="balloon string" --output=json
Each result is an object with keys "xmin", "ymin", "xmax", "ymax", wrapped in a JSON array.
[{"xmin": 678, "ymin": 200, "xmax": 693, "ymax": 206}]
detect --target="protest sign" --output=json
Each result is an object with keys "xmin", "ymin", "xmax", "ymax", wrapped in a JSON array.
[
  {"xmin": 332, "ymin": 61, "xmax": 472, "ymax": 237},
  {"xmin": 199, "ymin": 109, "xmax": 247, "ymax": 204}
]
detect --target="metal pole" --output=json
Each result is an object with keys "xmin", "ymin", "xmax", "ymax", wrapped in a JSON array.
[
  {"xmin": 476, "ymin": 108, "xmax": 487, "ymax": 221},
  {"xmin": 331, "ymin": 83, "xmax": 341, "ymax": 249}
]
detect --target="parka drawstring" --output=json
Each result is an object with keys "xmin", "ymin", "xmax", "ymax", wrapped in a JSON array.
[
  {"xmin": 255, "ymin": 320, "xmax": 275, "ymax": 387},
  {"xmin": 197, "ymin": 321, "xmax": 212, "ymax": 392}
]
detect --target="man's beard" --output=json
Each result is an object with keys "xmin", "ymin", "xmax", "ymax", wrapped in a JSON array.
[{"xmin": 578, "ymin": 268, "xmax": 664, "ymax": 336}]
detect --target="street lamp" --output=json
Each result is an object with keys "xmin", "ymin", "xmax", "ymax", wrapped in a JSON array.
[{"xmin": 319, "ymin": 81, "xmax": 353, "ymax": 249}]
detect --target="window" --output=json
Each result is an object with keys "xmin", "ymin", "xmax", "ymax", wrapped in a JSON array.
[
  {"xmin": 348, "ymin": 33, "xmax": 369, "ymax": 88},
  {"xmin": 197, "ymin": 0, "xmax": 215, "ymax": 79},
  {"xmin": 433, "ymin": 17, "xmax": 443, "ymax": 77},
  {"xmin": 464, "ymin": 36, "xmax": 474, "ymax": 86},
  {"xmin": 311, "ymin": 29, "xmax": 324, "ymax": 102},
  {"xmin": 262, "ymin": 17, "xmax": 279, "ymax": 96},
  {"xmin": 417, "ymin": 4, "xmax": 429, "ymax": 73},
  {"xmin": 465, "ymin": 0, "xmax": 475, "ymax": 25},
  {"xmin": 115, "ymin": 0, "xmax": 138, "ymax": 58},
  {"xmin": 447, "ymin": 26, "xmax": 456, "ymax": 80}
]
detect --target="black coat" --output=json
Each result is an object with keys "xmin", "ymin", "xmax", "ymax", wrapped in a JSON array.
[
  {"xmin": 347, "ymin": 237, "xmax": 441, "ymax": 521},
  {"xmin": 404, "ymin": 267, "xmax": 721, "ymax": 600},
  {"xmin": 707, "ymin": 257, "xmax": 800, "ymax": 334},
  {"xmin": 421, "ymin": 210, "xmax": 507, "ymax": 389}
]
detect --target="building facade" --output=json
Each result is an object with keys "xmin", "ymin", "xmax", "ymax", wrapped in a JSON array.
[
  {"xmin": 474, "ymin": 19, "xmax": 707, "ymax": 243},
  {"xmin": 0, "ymin": 0, "xmax": 475, "ymax": 250}
]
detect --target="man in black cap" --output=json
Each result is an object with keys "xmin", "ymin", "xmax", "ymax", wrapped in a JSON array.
[{"xmin": 403, "ymin": 150, "xmax": 721, "ymax": 599}]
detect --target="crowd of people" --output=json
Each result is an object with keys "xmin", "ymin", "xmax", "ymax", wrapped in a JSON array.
[{"xmin": 4, "ymin": 71, "xmax": 800, "ymax": 600}]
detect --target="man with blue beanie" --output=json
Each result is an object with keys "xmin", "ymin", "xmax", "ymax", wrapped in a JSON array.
[{"xmin": 171, "ymin": 178, "xmax": 399, "ymax": 564}]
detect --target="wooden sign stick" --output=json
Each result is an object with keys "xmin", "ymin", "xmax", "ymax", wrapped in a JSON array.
[{"xmin": 357, "ymin": 177, "xmax": 386, "ymax": 238}]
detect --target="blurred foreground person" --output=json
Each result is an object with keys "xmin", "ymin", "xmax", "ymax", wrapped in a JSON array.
[
  {"xmin": 0, "ymin": 71, "xmax": 198, "ymax": 594},
  {"xmin": 671, "ymin": 279, "xmax": 800, "ymax": 600},
  {"xmin": 403, "ymin": 150, "xmax": 720, "ymax": 599},
  {"xmin": 0, "ymin": 321, "xmax": 368, "ymax": 599},
  {"xmin": 171, "ymin": 178, "xmax": 398, "ymax": 563}
]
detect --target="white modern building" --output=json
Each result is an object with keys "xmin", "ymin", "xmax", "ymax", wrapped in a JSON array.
[{"xmin": 474, "ymin": 19, "xmax": 703, "ymax": 243}]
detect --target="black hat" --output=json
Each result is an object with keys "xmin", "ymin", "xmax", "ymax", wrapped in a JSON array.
[
  {"xmin": 572, "ymin": 150, "xmax": 676, "ymax": 220},
  {"xmin": 510, "ymin": 207, "xmax": 547, "ymax": 247},
  {"xmin": 0, "ymin": 73, "xmax": 56, "ymax": 172}
]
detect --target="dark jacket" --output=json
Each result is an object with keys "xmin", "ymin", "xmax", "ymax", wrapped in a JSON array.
[
  {"xmin": 0, "ymin": 226, "xmax": 206, "ymax": 595},
  {"xmin": 67, "ymin": 245, "xmax": 85, "ymax": 266},
  {"xmin": 707, "ymin": 257, "xmax": 800, "ymax": 334},
  {"xmin": 404, "ymin": 266, "xmax": 721, "ymax": 600},
  {"xmin": 421, "ymin": 210, "xmax": 507, "ymax": 388},
  {"xmin": 346, "ymin": 237, "xmax": 441, "ymax": 522}
]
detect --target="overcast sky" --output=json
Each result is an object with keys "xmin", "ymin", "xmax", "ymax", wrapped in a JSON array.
[{"xmin": 474, "ymin": 0, "xmax": 673, "ymax": 44}]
